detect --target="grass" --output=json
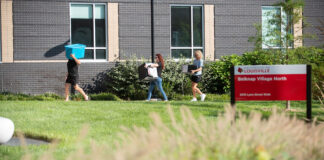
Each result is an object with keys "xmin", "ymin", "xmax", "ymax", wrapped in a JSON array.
[{"xmin": 0, "ymin": 100, "xmax": 323, "ymax": 160}]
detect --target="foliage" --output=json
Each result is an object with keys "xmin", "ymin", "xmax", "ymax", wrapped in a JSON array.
[
  {"xmin": 205, "ymin": 47, "xmax": 324, "ymax": 98},
  {"xmin": 0, "ymin": 92, "xmax": 61, "ymax": 101},
  {"xmin": 0, "ymin": 92, "xmax": 122, "ymax": 101},
  {"xmin": 105, "ymin": 59, "xmax": 193, "ymax": 100},
  {"xmin": 105, "ymin": 59, "xmax": 149, "ymax": 100},
  {"xmin": 90, "ymin": 93, "xmax": 122, "ymax": 101},
  {"xmin": 70, "ymin": 93, "xmax": 122, "ymax": 101},
  {"xmin": 24, "ymin": 106, "xmax": 324, "ymax": 160}
]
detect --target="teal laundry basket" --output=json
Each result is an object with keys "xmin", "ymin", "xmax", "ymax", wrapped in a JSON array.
[{"xmin": 65, "ymin": 44, "xmax": 86, "ymax": 60}]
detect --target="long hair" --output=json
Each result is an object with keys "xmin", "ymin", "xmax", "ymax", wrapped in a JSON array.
[
  {"xmin": 156, "ymin": 54, "xmax": 165, "ymax": 70},
  {"xmin": 194, "ymin": 50, "xmax": 203, "ymax": 60}
]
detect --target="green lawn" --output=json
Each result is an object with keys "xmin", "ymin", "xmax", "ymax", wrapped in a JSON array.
[{"xmin": 0, "ymin": 100, "xmax": 323, "ymax": 160}]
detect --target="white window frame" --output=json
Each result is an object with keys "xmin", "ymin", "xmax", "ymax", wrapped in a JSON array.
[
  {"xmin": 69, "ymin": 3, "xmax": 108, "ymax": 62},
  {"xmin": 170, "ymin": 4, "xmax": 204, "ymax": 60},
  {"xmin": 261, "ymin": 6, "xmax": 293, "ymax": 49}
]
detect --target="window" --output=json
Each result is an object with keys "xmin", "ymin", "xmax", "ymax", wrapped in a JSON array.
[
  {"xmin": 262, "ymin": 6, "xmax": 292, "ymax": 49},
  {"xmin": 171, "ymin": 5, "xmax": 203, "ymax": 59},
  {"xmin": 0, "ymin": 9, "xmax": 1, "ymax": 62},
  {"xmin": 70, "ymin": 4, "xmax": 107, "ymax": 61}
]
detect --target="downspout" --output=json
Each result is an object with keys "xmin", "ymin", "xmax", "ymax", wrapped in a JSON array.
[{"xmin": 151, "ymin": 0, "xmax": 154, "ymax": 62}]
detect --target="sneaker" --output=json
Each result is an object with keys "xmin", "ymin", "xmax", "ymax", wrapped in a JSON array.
[
  {"xmin": 146, "ymin": 99, "xmax": 150, "ymax": 102},
  {"xmin": 191, "ymin": 98, "xmax": 197, "ymax": 102},
  {"xmin": 201, "ymin": 94, "xmax": 206, "ymax": 101},
  {"xmin": 85, "ymin": 96, "xmax": 90, "ymax": 101}
]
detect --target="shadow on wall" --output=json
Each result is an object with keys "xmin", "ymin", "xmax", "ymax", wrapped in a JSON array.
[
  {"xmin": 44, "ymin": 40, "xmax": 70, "ymax": 58},
  {"xmin": 81, "ymin": 69, "xmax": 111, "ymax": 94}
]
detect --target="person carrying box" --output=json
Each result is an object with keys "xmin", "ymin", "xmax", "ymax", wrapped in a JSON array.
[{"xmin": 64, "ymin": 54, "xmax": 89, "ymax": 101}]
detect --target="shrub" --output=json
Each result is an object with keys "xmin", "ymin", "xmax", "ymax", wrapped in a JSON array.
[
  {"xmin": 105, "ymin": 59, "xmax": 193, "ymax": 100},
  {"xmin": 0, "ymin": 92, "xmax": 62, "ymax": 101},
  {"xmin": 105, "ymin": 59, "xmax": 149, "ymax": 100},
  {"xmin": 204, "ymin": 54, "xmax": 242, "ymax": 93},
  {"xmin": 90, "ymin": 93, "xmax": 122, "ymax": 101},
  {"xmin": 205, "ymin": 47, "xmax": 324, "ymax": 98}
]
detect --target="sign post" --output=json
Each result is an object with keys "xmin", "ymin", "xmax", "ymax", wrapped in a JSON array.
[{"xmin": 230, "ymin": 65, "xmax": 312, "ymax": 121}]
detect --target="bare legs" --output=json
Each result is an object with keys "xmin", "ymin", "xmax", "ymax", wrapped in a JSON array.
[
  {"xmin": 65, "ymin": 83, "xmax": 88, "ymax": 101},
  {"xmin": 65, "ymin": 83, "xmax": 71, "ymax": 101},
  {"xmin": 191, "ymin": 82, "xmax": 202, "ymax": 99}
]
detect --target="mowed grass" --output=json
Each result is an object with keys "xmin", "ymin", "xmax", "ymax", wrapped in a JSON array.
[{"xmin": 0, "ymin": 100, "xmax": 323, "ymax": 160}]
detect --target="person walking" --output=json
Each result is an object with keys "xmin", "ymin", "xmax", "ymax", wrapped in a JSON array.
[
  {"xmin": 190, "ymin": 50, "xmax": 206, "ymax": 102},
  {"xmin": 64, "ymin": 54, "xmax": 89, "ymax": 101},
  {"xmin": 146, "ymin": 54, "xmax": 168, "ymax": 101}
]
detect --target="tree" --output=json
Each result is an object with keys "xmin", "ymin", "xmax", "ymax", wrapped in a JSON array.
[{"xmin": 249, "ymin": 0, "xmax": 306, "ymax": 110}]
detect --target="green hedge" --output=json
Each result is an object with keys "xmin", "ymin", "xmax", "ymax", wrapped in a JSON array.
[
  {"xmin": 105, "ymin": 59, "xmax": 193, "ymax": 100},
  {"xmin": 204, "ymin": 47, "xmax": 324, "ymax": 99},
  {"xmin": 104, "ymin": 47, "xmax": 323, "ymax": 100},
  {"xmin": 0, "ymin": 92, "xmax": 62, "ymax": 101}
]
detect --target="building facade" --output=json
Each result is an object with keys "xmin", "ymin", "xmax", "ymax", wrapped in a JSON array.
[{"xmin": 0, "ymin": 0, "xmax": 323, "ymax": 95}]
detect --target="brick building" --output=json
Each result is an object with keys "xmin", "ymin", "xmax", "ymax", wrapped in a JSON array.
[{"xmin": 0, "ymin": 0, "xmax": 323, "ymax": 95}]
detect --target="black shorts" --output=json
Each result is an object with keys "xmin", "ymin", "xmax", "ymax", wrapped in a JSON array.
[
  {"xmin": 190, "ymin": 75, "xmax": 202, "ymax": 83},
  {"xmin": 66, "ymin": 75, "xmax": 79, "ymax": 86}
]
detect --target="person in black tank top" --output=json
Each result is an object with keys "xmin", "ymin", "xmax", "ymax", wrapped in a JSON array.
[
  {"xmin": 65, "ymin": 54, "xmax": 89, "ymax": 101},
  {"xmin": 146, "ymin": 54, "xmax": 168, "ymax": 101}
]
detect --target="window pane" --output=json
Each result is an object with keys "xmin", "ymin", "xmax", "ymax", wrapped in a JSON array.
[
  {"xmin": 95, "ymin": 5, "xmax": 105, "ymax": 19},
  {"xmin": 171, "ymin": 6, "xmax": 191, "ymax": 47},
  {"xmin": 71, "ymin": 4, "xmax": 93, "ymax": 47},
  {"xmin": 171, "ymin": 49, "xmax": 192, "ymax": 59},
  {"xmin": 71, "ymin": 4, "xmax": 93, "ymax": 19},
  {"xmin": 193, "ymin": 6, "xmax": 203, "ymax": 47},
  {"xmin": 281, "ymin": 11, "xmax": 293, "ymax": 48},
  {"xmin": 96, "ymin": 49, "xmax": 106, "ymax": 59},
  {"xmin": 262, "ymin": 6, "xmax": 281, "ymax": 48},
  {"xmin": 81, "ymin": 49, "xmax": 94, "ymax": 59},
  {"xmin": 95, "ymin": 5, "xmax": 106, "ymax": 47}
]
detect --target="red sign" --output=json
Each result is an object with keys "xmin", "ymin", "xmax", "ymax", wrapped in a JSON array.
[{"xmin": 234, "ymin": 65, "xmax": 307, "ymax": 101}]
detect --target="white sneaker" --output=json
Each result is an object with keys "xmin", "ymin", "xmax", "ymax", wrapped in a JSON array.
[
  {"xmin": 201, "ymin": 94, "xmax": 206, "ymax": 101},
  {"xmin": 191, "ymin": 98, "xmax": 197, "ymax": 102},
  {"xmin": 85, "ymin": 96, "xmax": 89, "ymax": 101}
]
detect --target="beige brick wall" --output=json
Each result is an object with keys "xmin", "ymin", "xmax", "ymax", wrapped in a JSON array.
[
  {"xmin": 204, "ymin": 4, "xmax": 215, "ymax": 61},
  {"xmin": 294, "ymin": 8, "xmax": 303, "ymax": 48},
  {"xmin": 108, "ymin": 3, "xmax": 119, "ymax": 62},
  {"xmin": 1, "ymin": 0, "xmax": 14, "ymax": 63}
]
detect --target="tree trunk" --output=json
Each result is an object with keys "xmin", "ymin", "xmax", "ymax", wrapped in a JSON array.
[{"xmin": 286, "ymin": 100, "xmax": 291, "ymax": 110}]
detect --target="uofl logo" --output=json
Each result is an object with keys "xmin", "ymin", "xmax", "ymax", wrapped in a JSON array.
[{"xmin": 238, "ymin": 68, "xmax": 243, "ymax": 73}]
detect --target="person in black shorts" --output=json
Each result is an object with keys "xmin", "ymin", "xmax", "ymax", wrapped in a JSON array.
[
  {"xmin": 65, "ymin": 54, "xmax": 89, "ymax": 101},
  {"xmin": 190, "ymin": 50, "xmax": 206, "ymax": 102}
]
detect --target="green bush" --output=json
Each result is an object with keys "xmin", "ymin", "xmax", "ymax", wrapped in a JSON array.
[
  {"xmin": 90, "ymin": 93, "xmax": 122, "ymax": 101},
  {"xmin": 103, "ymin": 47, "xmax": 323, "ymax": 100},
  {"xmin": 106, "ymin": 59, "xmax": 193, "ymax": 100},
  {"xmin": 0, "ymin": 92, "xmax": 62, "ymax": 101},
  {"xmin": 205, "ymin": 47, "xmax": 324, "ymax": 99},
  {"xmin": 105, "ymin": 59, "xmax": 149, "ymax": 100}
]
